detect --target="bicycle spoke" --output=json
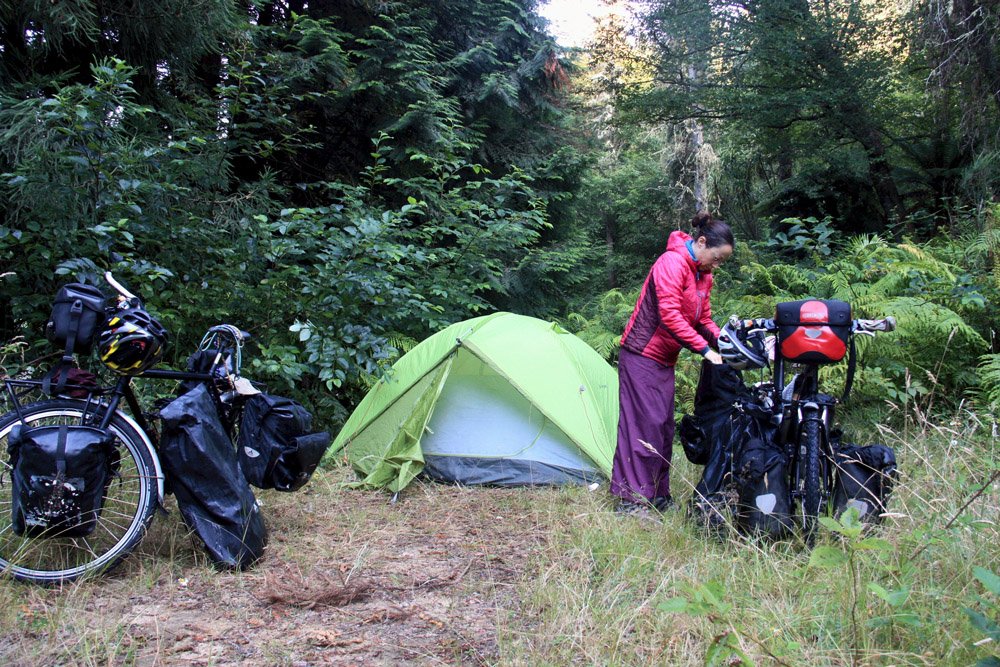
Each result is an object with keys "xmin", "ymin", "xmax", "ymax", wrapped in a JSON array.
[{"xmin": 0, "ymin": 400, "xmax": 158, "ymax": 581}]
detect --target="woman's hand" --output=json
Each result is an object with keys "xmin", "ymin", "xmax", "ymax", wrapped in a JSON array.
[{"xmin": 705, "ymin": 349, "xmax": 724, "ymax": 365}]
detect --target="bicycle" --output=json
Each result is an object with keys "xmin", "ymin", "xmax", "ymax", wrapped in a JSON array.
[
  {"xmin": 0, "ymin": 272, "xmax": 251, "ymax": 584},
  {"xmin": 718, "ymin": 299, "xmax": 895, "ymax": 538}
]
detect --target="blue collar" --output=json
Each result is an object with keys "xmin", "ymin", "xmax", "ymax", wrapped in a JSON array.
[{"xmin": 686, "ymin": 240, "xmax": 702, "ymax": 279}]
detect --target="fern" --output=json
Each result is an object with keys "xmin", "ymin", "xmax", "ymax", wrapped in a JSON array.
[
  {"xmin": 978, "ymin": 354, "xmax": 1000, "ymax": 411},
  {"xmin": 724, "ymin": 235, "xmax": 994, "ymax": 409},
  {"xmin": 562, "ymin": 288, "xmax": 637, "ymax": 362},
  {"xmin": 965, "ymin": 203, "xmax": 1000, "ymax": 291}
]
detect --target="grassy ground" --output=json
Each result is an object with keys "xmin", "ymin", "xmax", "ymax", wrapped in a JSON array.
[{"xmin": 1, "ymin": 408, "xmax": 997, "ymax": 666}]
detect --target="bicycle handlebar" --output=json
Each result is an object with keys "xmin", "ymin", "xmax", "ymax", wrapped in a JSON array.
[{"xmin": 728, "ymin": 314, "xmax": 896, "ymax": 335}]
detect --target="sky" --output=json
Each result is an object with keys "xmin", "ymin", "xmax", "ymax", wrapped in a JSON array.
[{"xmin": 536, "ymin": 0, "xmax": 621, "ymax": 48}]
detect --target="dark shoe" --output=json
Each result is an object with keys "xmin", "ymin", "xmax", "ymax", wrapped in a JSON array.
[
  {"xmin": 615, "ymin": 500, "xmax": 660, "ymax": 523},
  {"xmin": 651, "ymin": 495, "xmax": 675, "ymax": 512}
]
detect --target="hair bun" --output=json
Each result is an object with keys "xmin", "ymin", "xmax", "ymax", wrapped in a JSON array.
[{"xmin": 691, "ymin": 211, "xmax": 713, "ymax": 229}]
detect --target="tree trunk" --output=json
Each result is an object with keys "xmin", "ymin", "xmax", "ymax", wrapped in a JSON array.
[
  {"xmin": 953, "ymin": 0, "xmax": 1000, "ymax": 114},
  {"xmin": 686, "ymin": 118, "xmax": 707, "ymax": 212},
  {"xmin": 604, "ymin": 215, "xmax": 618, "ymax": 289}
]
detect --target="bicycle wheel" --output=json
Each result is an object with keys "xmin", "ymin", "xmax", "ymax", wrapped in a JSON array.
[
  {"xmin": 0, "ymin": 400, "xmax": 160, "ymax": 584},
  {"xmin": 797, "ymin": 418, "xmax": 826, "ymax": 538}
]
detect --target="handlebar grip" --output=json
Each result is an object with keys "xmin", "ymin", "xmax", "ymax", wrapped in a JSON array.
[
  {"xmin": 104, "ymin": 271, "xmax": 138, "ymax": 301},
  {"xmin": 855, "ymin": 317, "xmax": 896, "ymax": 333},
  {"xmin": 726, "ymin": 316, "xmax": 776, "ymax": 332}
]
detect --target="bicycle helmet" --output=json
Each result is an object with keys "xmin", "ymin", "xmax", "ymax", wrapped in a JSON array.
[
  {"xmin": 98, "ymin": 308, "xmax": 168, "ymax": 375},
  {"xmin": 718, "ymin": 322, "xmax": 768, "ymax": 371}
]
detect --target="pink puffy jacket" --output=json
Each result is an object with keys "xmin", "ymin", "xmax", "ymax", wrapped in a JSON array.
[{"xmin": 620, "ymin": 230, "xmax": 720, "ymax": 367}]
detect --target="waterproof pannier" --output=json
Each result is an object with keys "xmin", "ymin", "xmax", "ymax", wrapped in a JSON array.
[
  {"xmin": 46, "ymin": 283, "xmax": 107, "ymax": 356},
  {"xmin": 832, "ymin": 443, "xmax": 897, "ymax": 523},
  {"xmin": 159, "ymin": 384, "xmax": 267, "ymax": 569},
  {"xmin": 734, "ymin": 435, "xmax": 793, "ymax": 538},
  {"xmin": 237, "ymin": 393, "xmax": 331, "ymax": 492},
  {"xmin": 7, "ymin": 424, "xmax": 119, "ymax": 537},
  {"xmin": 775, "ymin": 299, "xmax": 851, "ymax": 364}
]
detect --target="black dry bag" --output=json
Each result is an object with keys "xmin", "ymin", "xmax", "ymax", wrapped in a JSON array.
[
  {"xmin": 680, "ymin": 360, "xmax": 749, "ymax": 466},
  {"xmin": 734, "ymin": 435, "xmax": 793, "ymax": 538},
  {"xmin": 237, "ymin": 393, "xmax": 330, "ymax": 492},
  {"xmin": 158, "ymin": 384, "xmax": 267, "ymax": 569},
  {"xmin": 7, "ymin": 424, "xmax": 119, "ymax": 537},
  {"xmin": 832, "ymin": 443, "xmax": 897, "ymax": 523}
]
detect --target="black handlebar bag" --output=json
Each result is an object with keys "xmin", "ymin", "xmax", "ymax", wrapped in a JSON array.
[
  {"xmin": 159, "ymin": 384, "xmax": 267, "ymax": 569},
  {"xmin": 46, "ymin": 283, "xmax": 107, "ymax": 356},
  {"xmin": 237, "ymin": 393, "xmax": 331, "ymax": 492},
  {"xmin": 7, "ymin": 424, "xmax": 119, "ymax": 537},
  {"xmin": 775, "ymin": 299, "xmax": 851, "ymax": 364}
]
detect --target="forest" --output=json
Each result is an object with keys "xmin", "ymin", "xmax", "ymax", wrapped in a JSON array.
[
  {"xmin": 1, "ymin": 0, "xmax": 998, "ymax": 421},
  {"xmin": 1, "ymin": 1, "xmax": 999, "ymax": 664}
]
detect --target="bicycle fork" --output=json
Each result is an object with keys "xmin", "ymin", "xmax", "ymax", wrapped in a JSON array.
[{"xmin": 791, "ymin": 401, "xmax": 833, "ymax": 510}]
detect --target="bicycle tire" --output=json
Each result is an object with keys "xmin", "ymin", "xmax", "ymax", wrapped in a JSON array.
[
  {"xmin": 0, "ymin": 400, "xmax": 159, "ymax": 584},
  {"xmin": 797, "ymin": 418, "xmax": 825, "ymax": 538}
]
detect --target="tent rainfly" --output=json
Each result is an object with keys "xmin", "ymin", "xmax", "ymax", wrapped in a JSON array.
[{"xmin": 329, "ymin": 313, "xmax": 619, "ymax": 492}]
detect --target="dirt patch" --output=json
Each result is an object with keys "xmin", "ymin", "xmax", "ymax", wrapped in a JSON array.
[{"xmin": 2, "ymin": 467, "xmax": 569, "ymax": 666}]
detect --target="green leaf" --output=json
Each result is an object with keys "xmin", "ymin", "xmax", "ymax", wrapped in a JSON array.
[
  {"xmin": 964, "ymin": 608, "xmax": 1000, "ymax": 641},
  {"xmin": 657, "ymin": 597, "xmax": 689, "ymax": 613},
  {"xmin": 868, "ymin": 583, "xmax": 909, "ymax": 607},
  {"xmin": 974, "ymin": 567, "xmax": 1000, "ymax": 596},
  {"xmin": 818, "ymin": 516, "xmax": 842, "ymax": 532},
  {"xmin": 855, "ymin": 537, "xmax": 893, "ymax": 551},
  {"xmin": 809, "ymin": 546, "xmax": 848, "ymax": 568},
  {"xmin": 893, "ymin": 612, "xmax": 923, "ymax": 627},
  {"xmin": 838, "ymin": 506, "xmax": 864, "ymax": 536}
]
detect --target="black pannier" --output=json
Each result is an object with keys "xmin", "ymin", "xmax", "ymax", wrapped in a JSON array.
[
  {"xmin": 832, "ymin": 443, "xmax": 897, "ymax": 523},
  {"xmin": 46, "ymin": 283, "xmax": 107, "ymax": 356},
  {"xmin": 159, "ymin": 384, "xmax": 267, "ymax": 569},
  {"xmin": 733, "ymin": 421, "xmax": 793, "ymax": 538},
  {"xmin": 237, "ymin": 393, "xmax": 331, "ymax": 492},
  {"xmin": 775, "ymin": 299, "xmax": 851, "ymax": 364},
  {"xmin": 7, "ymin": 424, "xmax": 119, "ymax": 537}
]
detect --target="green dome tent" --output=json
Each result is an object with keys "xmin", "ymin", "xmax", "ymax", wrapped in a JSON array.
[{"xmin": 329, "ymin": 312, "xmax": 619, "ymax": 492}]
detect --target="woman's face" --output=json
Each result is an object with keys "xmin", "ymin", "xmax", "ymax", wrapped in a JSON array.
[{"xmin": 693, "ymin": 237, "xmax": 733, "ymax": 271}]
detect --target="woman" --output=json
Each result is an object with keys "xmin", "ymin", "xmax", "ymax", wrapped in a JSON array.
[{"xmin": 611, "ymin": 212, "xmax": 734, "ymax": 515}]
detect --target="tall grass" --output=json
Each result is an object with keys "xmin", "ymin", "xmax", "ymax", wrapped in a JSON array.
[{"xmin": 499, "ymin": 406, "xmax": 999, "ymax": 666}]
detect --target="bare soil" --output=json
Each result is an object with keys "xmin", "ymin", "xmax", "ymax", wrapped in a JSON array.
[{"xmin": 2, "ymin": 466, "xmax": 570, "ymax": 666}]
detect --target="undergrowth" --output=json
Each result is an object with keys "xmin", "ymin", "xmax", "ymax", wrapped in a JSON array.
[{"xmin": 500, "ymin": 405, "xmax": 999, "ymax": 666}]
